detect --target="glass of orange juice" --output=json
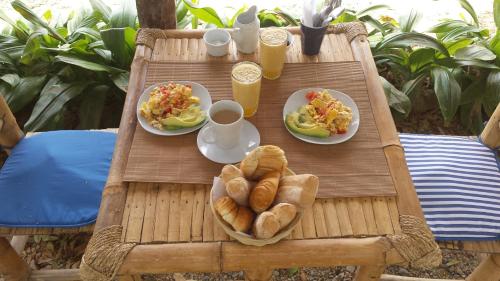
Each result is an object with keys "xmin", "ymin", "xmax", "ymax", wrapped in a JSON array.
[
  {"xmin": 231, "ymin": 61, "xmax": 262, "ymax": 118},
  {"xmin": 259, "ymin": 28, "xmax": 288, "ymax": 80}
]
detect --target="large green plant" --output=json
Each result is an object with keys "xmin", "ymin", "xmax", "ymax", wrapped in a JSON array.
[
  {"xmin": 367, "ymin": 0, "xmax": 499, "ymax": 133},
  {"xmin": 0, "ymin": 0, "xmax": 137, "ymax": 131}
]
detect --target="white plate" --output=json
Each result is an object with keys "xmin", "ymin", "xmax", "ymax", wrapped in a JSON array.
[
  {"xmin": 283, "ymin": 88, "xmax": 360, "ymax": 145},
  {"xmin": 137, "ymin": 81, "xmax": 212, "ymax": 136},
  {"xmin": 197, "ymin": 120, "xmax": 260, "ymax": 164}
]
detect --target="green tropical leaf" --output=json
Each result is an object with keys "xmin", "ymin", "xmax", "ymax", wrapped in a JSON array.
[
  {"xmin": 399, "ymin": 9, "xmax": 421, "ymax": 32},
  {"xmin": 429, "ymin": 20, "xmax": 470, "ymax": 34},
  {"xmin": 176, "ymin": 0, "xmax": 189, "ymax": 22},
  {"xmin": 182, "ymin": 0, "xmax": 224, "ymax": 27},
  {"xmin": 110, "ymin": 0, "xmax": 137, "ymax": 28},
  {"xmin": 460, "ymin": 101, "xmax": 484, "ymax": 134},
  {"xmin": 409, "ymin": 48, "xmax": 435, "ymax": 72},
  {"xmin": 359, "ymin": 15, "xmax": 387, "ymax": 34},
  {"xmin": 431, "ymin": 66, "xmax": 461, "ymax": 122},
  {"xmin": 460, "ymin": 79, "xmax": 485, "ymax": 105},
  {"xmin": 495, "ymin": 0, "xmax": 500, "ymax": 28},
  {"xmin": 445, "ymin": 38, "xmax": 473, "ymax": 55},
  {"xmin": 380, "ymin": 76, "xmax": 411, "ymax": 116},
  {"xmin": 100, "ymin": 27, "xmax": 136, "ymax": 68},
  {"xmin": 484, "ymin": 70, "xmax": 500, "ymax": 115},
  {"xmin": 78, "ymin": 84, "xmax": 109, "ymax": 129},
  {"xmin": 402, "ymin": 72, "xmax": 428, "ymax": 96},
  {"xmin": 455, "ymin": 45, "xmax": 496, "ymax": 61},
  {"xmin": 356, "ymin": 4, "xmax": 390, "ymax": 17},
  {"xmin": 111, "ymin": 72, "xmax": 129, "ymax": 92},
  {"xmin": 89, "ymin": 0, "xmax": 111, "ymax": 22},
  {"xmin": 376, "ymin": 32, "xmax": 450, "ymax": 57},
  {"xmin": 274, "ymin": 9, "xmax": 299, "ymax": 26},
  {"xmin": 11, "ymin": 0, "xmax": 66, "ymax": 43},
  {"xmin": 1, "ymin": 73, "xmax": 20, "ymax": 87},
  {"xmin": 459, "ymin": 0, "xmax": 479, "ymax": 26},
  {"xmin": 55, "ymin": 54, "xmax": 125, "ymax": 73},
  {"xmin": 24, "ymin": 80, "xmax": 90, "ymax": 131},
  {"xmin": 0, "ymin": 50, "xmax": 15, "ymax": 65},
  {"xmin": 440, "ymin": 25, "xmax": 482, "ymax": 42},
  {"xmin": 436, "ymin": 57, "xmax": 500, "ymax": 69},
  {"xmin": 490, "ymin": 33, "xmax": 500, "ymax": 57},
  {"xmin": 0, "ymin": 8, "xmax": 30, "ymax": 40},
  {"xmin": 1, "ymin": 75, "xmax": 46, "ymax": 113}
]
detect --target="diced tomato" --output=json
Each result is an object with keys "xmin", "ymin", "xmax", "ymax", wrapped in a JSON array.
[
  {"xmin": 305, "ymin": 91, "xmax": 318, "ymax": 101},
  {"xmin": 338, "ymin": 129, "xmax": 346, "ymax": 134}
]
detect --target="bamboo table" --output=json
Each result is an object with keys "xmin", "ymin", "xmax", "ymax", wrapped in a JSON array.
[{"xmin": 80, "ymin": 22, "xmax": 441, "ymax": 281}]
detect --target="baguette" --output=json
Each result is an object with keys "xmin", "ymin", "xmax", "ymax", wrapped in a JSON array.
[
  {"xmin": 240, "ymin": 145, "xmax": 288, "ymax": 180},
  {"xmin": 221, "ymin": 165, "xmax": 250, "ymax": 206},
  {"xmin": 253, "ymin": 203, "xmax": 297, "ymax": 239},
  {"xmin": 214, "ymin": 196, "xmax": 254, "ymax": 233},
  {"xmin": 275, "ymin": 174, "xmax": 319, "ymax": 209},
  {"xmin": 249, "ymin": 171, "xmax": 281, "ymax": 213}
]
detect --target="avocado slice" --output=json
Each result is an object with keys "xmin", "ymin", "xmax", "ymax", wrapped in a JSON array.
[
  {"xmin": 161, "ymin": 113, "xmax": 205, "ymax": 130},
  {"xmin": 285, "ymin": 112, "xmax": 330, "ymax": 138}
]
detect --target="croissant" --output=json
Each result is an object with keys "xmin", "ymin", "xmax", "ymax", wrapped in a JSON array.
[
  {"xmin": 214, "ymin": 196, "xmax": 254, "ymax": 233},
  {"xmin": 221, "ymin": 165, "xmax": 250, "ymax": 206},
  {"xmin": 253, "ymin": 203, "xmax": 298, "ymax": 239},
  {"xmin": 240, "ymin": 145, "xmax": 288, "ymax": 180},
  {"xmin": 275, "ymin": 174, "xmax": 319, "ymax": 209},
  {"xmin": 249, "ymin": 171, "xmax": 281, "ymax": 213}
]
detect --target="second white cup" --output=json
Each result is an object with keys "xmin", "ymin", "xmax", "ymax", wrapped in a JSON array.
[
  {"xmin": 203, "ymin": 29, "xmax": 231, "ymax": 57},
  {"xmin": 200, "ymin": 100, "xmax": 244, "ymax": 149}
]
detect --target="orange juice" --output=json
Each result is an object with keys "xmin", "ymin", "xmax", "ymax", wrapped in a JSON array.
[
  {"xmin": 231, "ymin": 61, "xmax": 262, "ymax": 117},
  {"xmin": 259, "ymin": 28, "xmax": 288, "ymax": 80}
]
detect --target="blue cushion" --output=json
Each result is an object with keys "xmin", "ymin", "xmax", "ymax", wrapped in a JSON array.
[
  {"xmin": 400, "ymin": 133, "xmax": 500, "ymax": 241},
  {"xmin": 0, "ymin": 130, "xmax": 116, "ymax": 228}
]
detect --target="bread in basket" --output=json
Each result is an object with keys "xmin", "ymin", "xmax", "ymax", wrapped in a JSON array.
[{"xmin": 210, "ymin": 145, "xmax": 319, "ymax": 246}]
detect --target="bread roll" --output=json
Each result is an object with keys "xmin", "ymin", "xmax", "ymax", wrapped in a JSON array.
[
  {"xmin": 253, "ymin": 203, "xmax": 297, "ymax": 239},
  {"xmin": 252, "ymin": 212, "xmax": 280, "ymax": 239},
  {"xmin": 275, "ymin": 174, "xmax": 319, "ymax": 209},
  {"xmin": 214, "ymin": 196, "xmax": 254, "ymax": 233},
  {"xmin": 249, "ymin": 171, "xmax": 280, "ymax": 213},
  {"xmin": 221, "ymin": 165, "xmax": 250, "ymax": 206},
  {"xmin": 240, "ymin": 145, "xmax": 288, "ymax": 180},
  {"xmin": 269, "ymin": 203, "xmax": 297, "ymax": 228}
]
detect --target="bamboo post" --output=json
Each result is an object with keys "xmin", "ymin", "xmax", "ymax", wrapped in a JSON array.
[
  {"xmin": 354, "ymin": 265, "xmax": 385, "ymax": 281},
  {"xmin": 0, "ymin": 237, "xmax": 30, "ymax": 281},
  {"xmin": 245, "ymin": 269, "xmax": 273, "ymax": 281},
  {"xmin": 93, "ymin": 45, "xmax": 153, "ymax": 231},
  {"xmin": 466, "ymin": 254, "xmax": 500, "ymax": 281},
  {"xmin": 136, "ymin": 0, "xmax": 176, "ymax": 29},
  {"xmin": 0, "ymin": 94, "xmax": 24, "ymax": 153},
  {"xmin": 480, "ymin": 102, "xmax": 500, "ymax": 149}
]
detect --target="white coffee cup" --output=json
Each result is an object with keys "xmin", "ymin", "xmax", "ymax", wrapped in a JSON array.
[
  {"xmin": 200, "ymin": 100, "xmax": 244, "ymax": 149},
  {"xmin": 203, "ymin": 29, "xmax": 231, "ymax": 57}
]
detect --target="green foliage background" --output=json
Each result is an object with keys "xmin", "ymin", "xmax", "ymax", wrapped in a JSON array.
[{"xmin": 0, "ymin": 0, "xmax": 498, "ymax": 134}]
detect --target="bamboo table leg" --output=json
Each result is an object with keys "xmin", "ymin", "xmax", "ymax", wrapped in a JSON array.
[
  {"xmin": 466, "ymin": 254, "xmax": 500, "ymax": 281},
  {"xmin": 354, "ymin": 265, "xmax": 385, "ymax": 281},
  {"xmin": 0, "ymin": 237, "xmax": 30, "ymax": 281},
  {"xmin": 245, "ymin": 268, "xmax": 273, "ymax": 281}
]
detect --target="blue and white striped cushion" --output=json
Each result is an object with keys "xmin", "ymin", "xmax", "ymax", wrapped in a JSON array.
[{"xmin": 400, "ymin": 133, "xmax": 500, "ymax": 241}]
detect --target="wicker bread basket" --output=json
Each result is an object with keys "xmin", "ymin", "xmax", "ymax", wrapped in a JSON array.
[{"xmin": 210, "ymin": 167, "xmax": 304, "ymax": 246}]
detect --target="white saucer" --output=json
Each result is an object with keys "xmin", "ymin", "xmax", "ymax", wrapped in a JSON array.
[{"xmin": 197, "ymin": 120, "xmax": 260, "ymax": 164}]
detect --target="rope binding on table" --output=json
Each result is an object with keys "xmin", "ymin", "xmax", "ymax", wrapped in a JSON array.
[
  {"xmin": 135, "ymin": 22, "xmax": 368, "ymax": 49},
  {"xmin": 388, "ymin": 215, "xmax": 442, "ymax": 269},
  {"xmin": 79, "ymin": 225, "xmax": 135, "ymax": 281}
]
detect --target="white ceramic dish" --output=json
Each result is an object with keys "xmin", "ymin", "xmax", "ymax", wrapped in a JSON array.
[
  {"xmin": 283, "ymin": 88, "xmax": 360, "ymax": 145},
  {"xmin": 197, "ymin": 120, "xmax": 260, "ymax": 164},
  {"xmin": 137, "ymin": 81, "xmax": 212, "ymax": 136}
]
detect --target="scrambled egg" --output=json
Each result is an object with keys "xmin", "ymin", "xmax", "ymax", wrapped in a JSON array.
[
  {"xmin": 305, "ymin": 90, "xmax": 352, "ymax": 134},
  {"xmin": 140, "ymin": 82, "xmax": 201, "ymax": 130}
]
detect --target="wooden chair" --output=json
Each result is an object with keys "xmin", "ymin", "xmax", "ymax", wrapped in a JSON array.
[
  {"xmin": 0, "ymin": 94, "xmax": 116, "ymax": 281},
  {"xmin": 382, "ymin": 103, "xmax": 500, "ymax": 281}
]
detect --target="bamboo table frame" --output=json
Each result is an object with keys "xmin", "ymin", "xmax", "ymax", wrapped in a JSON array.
[{"xmin": 80, "ymin": 23, "xmax": 441, "ymax": 281}]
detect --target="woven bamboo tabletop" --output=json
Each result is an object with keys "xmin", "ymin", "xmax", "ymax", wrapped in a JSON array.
[{"xmin": 80, "ymin": 23, "xmax": 443, "ymax": 281}]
